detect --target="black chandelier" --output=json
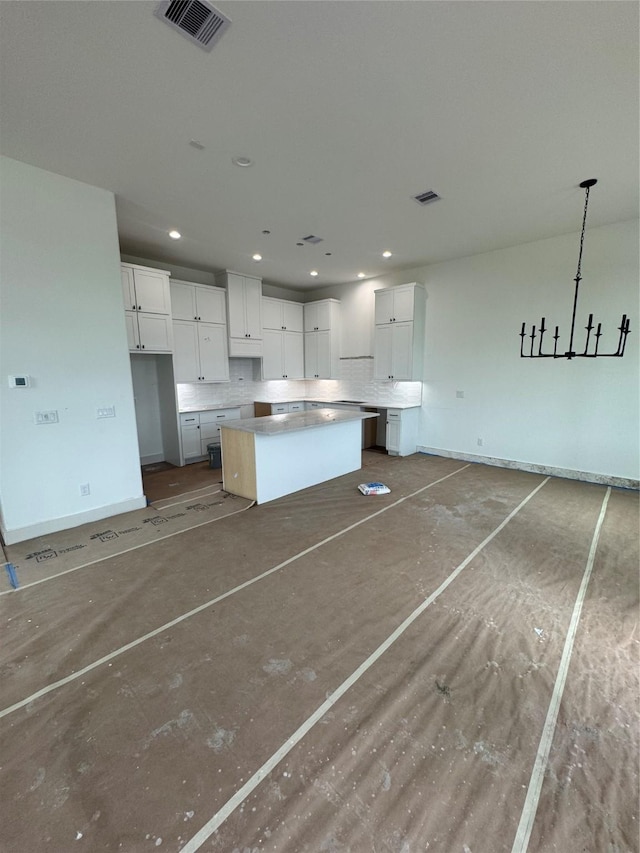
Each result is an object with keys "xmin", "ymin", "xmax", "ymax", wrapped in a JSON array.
[{"xmin": 520, "ymin": 179, "xmax": 631, "ymax": 359}]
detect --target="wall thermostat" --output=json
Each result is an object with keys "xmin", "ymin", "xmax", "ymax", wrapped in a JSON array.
[{"xmin": 8, "ymin": 375, "xmax": 31, "ymax": 388}]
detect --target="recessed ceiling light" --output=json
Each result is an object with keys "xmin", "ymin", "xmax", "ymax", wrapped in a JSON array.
[
  {"xmin": 232, "ymin": 156, "xmax": 253, "ymax": 167},
  {"xmin": 357, "ymin": 272, "xmax": 366, "ymax": 278},
  {"xmin": 169, "ymin": 230, "xmax": 182, "ymax": 240},
  {"xmin": 262, "ymin": 230, "xmax": 271, "ymax": 235},
  {"xmin": 310, "ymin": 270, "xmax": 319, "ymax": 277},
  {"xmin": 252, "ymin": 253, "xmax": 262, "ymax": 261},
  {"xmin": 296, "ymin": 242, "xmax": 304, "ymax": 247},
  {"xmin": 382, "ymin": 250, "xmax": 392, "ymax": 258},
  {"xmin": 325, "ymin": 252, "xmax": 332, "ymax": 256},
  {"xmin": 189, "ymin": 140, "xmax": 205, "ymax": 150}
]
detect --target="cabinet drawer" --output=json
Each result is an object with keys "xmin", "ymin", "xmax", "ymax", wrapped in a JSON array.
[
  {"xmin": 180, "ymin": 413, "xmax": 200, "ymax": 426},
  {"xmin": 272, "ymin": 403, "xmax": 288, "ymax": 414},
  {"xmin": 199, "ymin": 408, "xmax": 241, "ymax": 424},
  {"xmin": 288, "ymin": 402, "xmax": 304, "ymax": 412}
]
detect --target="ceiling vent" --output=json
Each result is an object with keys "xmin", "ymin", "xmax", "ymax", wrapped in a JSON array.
[
  {"xmin": 154, "ymin": 0, "xmax": 231, "ymax": 51},
  {"xmin": 413, "ymin": 189, "xmax": 441, "ymax": 206},
  {"xmin": 301, "ymin": 235, "xmax": 324, "ymax": 244}
]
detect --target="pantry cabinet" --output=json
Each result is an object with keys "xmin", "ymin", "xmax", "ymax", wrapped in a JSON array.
[
  {"xmin": 121, "ymin": 263, "xmax": 172, "ymax": 353},
  {"xmin": 216, "ymin": 271, "xmax": 263, "ymax": 357},
  {"xmin": 373, "ymin": 283, "xmax": 425, "ymax": 381},
  {"xmin": 303, "ymin": 299, "xmax": 340, "ymax": 379},
  {"xmin": 170, "ymin": 281, "xmax": 229, "ymax": 382}
]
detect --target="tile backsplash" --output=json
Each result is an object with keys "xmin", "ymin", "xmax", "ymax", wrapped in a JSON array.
[{"xmin": 176, "ymin": 357, "xmax": 422, "ymax": 411}]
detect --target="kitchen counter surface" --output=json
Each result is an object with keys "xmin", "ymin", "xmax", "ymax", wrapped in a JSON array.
[
  {"xmin": 254, "ymin": 398, "xmax": 421, "ymax": 410},
  {"xmin": 179, "ymin": 404, "xmax": 244, "ymax": 413},
  {"xmin": 220, "ymin": 408, "xmax": 378, "ymax": 436}
]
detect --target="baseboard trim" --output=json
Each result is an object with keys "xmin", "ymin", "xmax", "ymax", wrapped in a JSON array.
[
  {"xmin": 1, "ymin": 496, "xmax": 148, "ymax": 546},
  {"xmin": 416, "ymin": 446, "xmax": 639, "ymax": 491},
  {"xmin": 140, "ymin": 453, "xmax": 165, "ymax": 465}
]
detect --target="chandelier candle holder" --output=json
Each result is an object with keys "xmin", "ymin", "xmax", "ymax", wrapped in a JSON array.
[{"xmin": 519, "ymin": 179, "xmax": 631, "ymax": 359}]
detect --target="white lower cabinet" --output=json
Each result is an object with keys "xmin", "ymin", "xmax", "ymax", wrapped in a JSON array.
[
  {"xmin": 385, "ymin": 407, "xmax": 420, "ymax": 456},
  {"xmin": 179, "ymin": 408, "xmax": 241, "ymax": 463}
]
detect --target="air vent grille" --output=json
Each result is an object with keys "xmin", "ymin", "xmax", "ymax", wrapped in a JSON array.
[
  {"xmin": 302, "ymin": 235, "xmax": 324, "ymax": 244},
  {"xmin": 155, "ymin": 0, "xmax": 231, "ymax": 51},
  {"xmin": 413, "ymin": 189, "xmax": 441, "ymax": 206}
]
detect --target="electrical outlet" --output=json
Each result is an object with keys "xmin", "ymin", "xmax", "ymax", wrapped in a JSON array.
[
  {"xmin": 35, "ymin": 411, "xmax": 59, "ymax": 424},
  {"xmin": 97, "ymin": 406, "xmax": 115, "ymax": 419},
  {"xmin": 477, "ymin": 438, "xmax": 484, "ymax": 447},
  {"xmin": 80, "ymin": 483, "xmax": 90, "ymax": 496}
]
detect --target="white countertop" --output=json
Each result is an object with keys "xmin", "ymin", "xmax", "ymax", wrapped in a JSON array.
[
  {"xmin": 220, "ymin": 408, "xmax": 378, "ymax": 436},
  {"xmin": 255, "ymin": 398, "xmax": 421, "ymax": 410}
]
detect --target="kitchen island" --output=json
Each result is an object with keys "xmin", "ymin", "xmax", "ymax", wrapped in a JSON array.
[{"xmin": 220, "ymin": 408, "xmax": 378, "ymax": 504}]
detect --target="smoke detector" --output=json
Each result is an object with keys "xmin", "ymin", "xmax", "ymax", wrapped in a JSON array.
[{"xmin": 154, "ymin": 0, "xmax": 231, "ymax": 51}]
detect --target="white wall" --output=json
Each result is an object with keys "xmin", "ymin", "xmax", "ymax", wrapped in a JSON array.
[
  {"xmin": 0, "ymin": 157, "xmax": 145, "ymax": 544},
  {"xmin": 310, "ymin": 219, "xmax": 639, "ymax": 484}
]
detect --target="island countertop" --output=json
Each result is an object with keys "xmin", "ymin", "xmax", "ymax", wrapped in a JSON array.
[{"xmin": 220, "ymin": 407, "xmax": 378, "ymax": 436}]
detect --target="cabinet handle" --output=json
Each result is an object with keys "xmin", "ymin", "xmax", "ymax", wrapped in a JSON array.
[
  {"xmin": 141, "ymin": 344, "xmax": 145, "ymax": 349},
  {"xmin": 132, "ymin": 304, "xmax": 136, "ymax": 310},
  {"xmin": 136, "ymin": 344, "xmax": 140, "ymax": 349},
  {"xmin": 138, "ymin": 305, "xmax": 142, "ymax": 310},
  {"xmin": 194, "ymin": 316, "xmax": 198, "ymax": 320}
]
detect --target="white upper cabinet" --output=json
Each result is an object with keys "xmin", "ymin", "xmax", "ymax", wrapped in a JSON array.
[
  {"xmin": 121, "ymin": 263, "xmax": 172, "ymax": 353},
  {"xmin": 217, "ymin": 271, "xmax": 263, "ymax": 356},
  {"xmin": 170, "ymin": 280, "xmax": 226, "ymax": 323},
  {"xmin": 304, "ymin": 300, "xmax": 334, "ymax": 332},
  {"xmin": 262, "ymin": 297, "xmax": 303, "ymax": 332},
  {"xmin": 303, "ymin": 299, "xmax": 340, "ymax": 379},
  {"xmin": 374, "ymin": 284, "xmax": 417, "ymax": 325},
  {"xmin": 170, "ymin": 280, "xmax": 229, "ymax": 382},
  {"xmin": 262, "ymin": 329, "xmax": 304, "ymax": 380},
  {"xmin": 373, "ymin": 283, "xmax": 425, "ymax": 381}
]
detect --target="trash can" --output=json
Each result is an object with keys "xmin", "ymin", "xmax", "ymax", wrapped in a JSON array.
[{"xmin": 207, "ymin": 443, "xmax": 222, "ymax": 469}]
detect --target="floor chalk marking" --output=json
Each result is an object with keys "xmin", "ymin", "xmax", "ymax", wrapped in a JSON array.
[
  {"xmin": 511, "ymin": 486, "xmax": 611, "ymax": 853},
  {"xmin": 0, "ymin": 465, "xmax": 471, "ymax": 719},
  {"xmin": 181, "ymin": 475, "xmax": 551, "ymax": 852}
]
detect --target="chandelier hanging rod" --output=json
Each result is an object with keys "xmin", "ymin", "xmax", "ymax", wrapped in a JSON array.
[{"xmin": 519, "ymin": 179, "xmax": 631, "ymax": 360}]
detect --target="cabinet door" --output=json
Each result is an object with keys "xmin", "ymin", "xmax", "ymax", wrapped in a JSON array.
[
  {"xmin": 373, "ymin": 324, "xmax": 394, "ymax": 379},
  {"xmin": 392, "ymin": 287, "xmax": 416, "ymax": 323},
  {"xmin": 304, "ymin": 301, "xmax": 331, "ymax": 332},
  {"xmin": 226, "ymin": 275, "xmax": 247, "ymax": 338},
  {"xmin": 121, "ymin": 267, "xmax": 136, "ymax": 311},
  {"xmin": 315, "ymin": 330, "xmax": 332, "ymax": 379},
  {"xmin": 282, "ymin": 301, "xmax": 303, "ymax": 332},
  {"xmin": 374, "ymin": 290, "xmax": 395, "ymax": 325},
  {"xmin": 124, "ymin": 312, "xmax": 140, "ymax": 350},
  {"xmin": 304, "ymin": 332, "xmax": 319, "ymax": 378},
  {"xmin": 181, "ymin": 424, "xmax": 202, "ymax": 460},
  {"xmin": 198, "ymin": 323, "xmax": 229, "ymax": 381},
  {"xmin": 262, "ymin": 298, "xmax": 283, "ymax": 331},
  {"xmin": 170, "ymin": 282, "xmax": 198, "ymax": 321},
  {"xmin": 390, "ymin": 322, "xmax": 414, "ymax": 380},
  {"xmin": 172, "ymin": 321, "xmax": 200, "ymax": 381},
  {"xmin": 262, "ymin": 329, "xmax": 284, "ymax": 379},
  {"xmin": 133, "ymin": 269, "xmax": 171, "ymax": 314},
  {"xmin": 137, "ymin": 314, "xmax": 172, "ymax": 352},
  {"xmin": 196, "ymin": 287, "xmax": 226, "ymax": 324},
  {"xmin": 386, "ymin": 412, "xmax": 401, "ymax": 453},
  {"xmin": 283, "ymin": 331, "xmax": 304, "ymax": 379},
  {"xmin": 243, "ymin": 278, "xmax": 262, "ymax": 338}
]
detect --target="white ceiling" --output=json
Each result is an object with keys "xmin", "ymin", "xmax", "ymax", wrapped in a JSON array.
[{"xmin": 1, "ymin": 1, "xmax": 638, "ymax": 291}]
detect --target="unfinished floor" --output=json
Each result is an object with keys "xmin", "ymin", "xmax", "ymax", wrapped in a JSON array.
[{"xmin": 1, "ymin": 453, "xmax": 638, "ymax": 852}]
